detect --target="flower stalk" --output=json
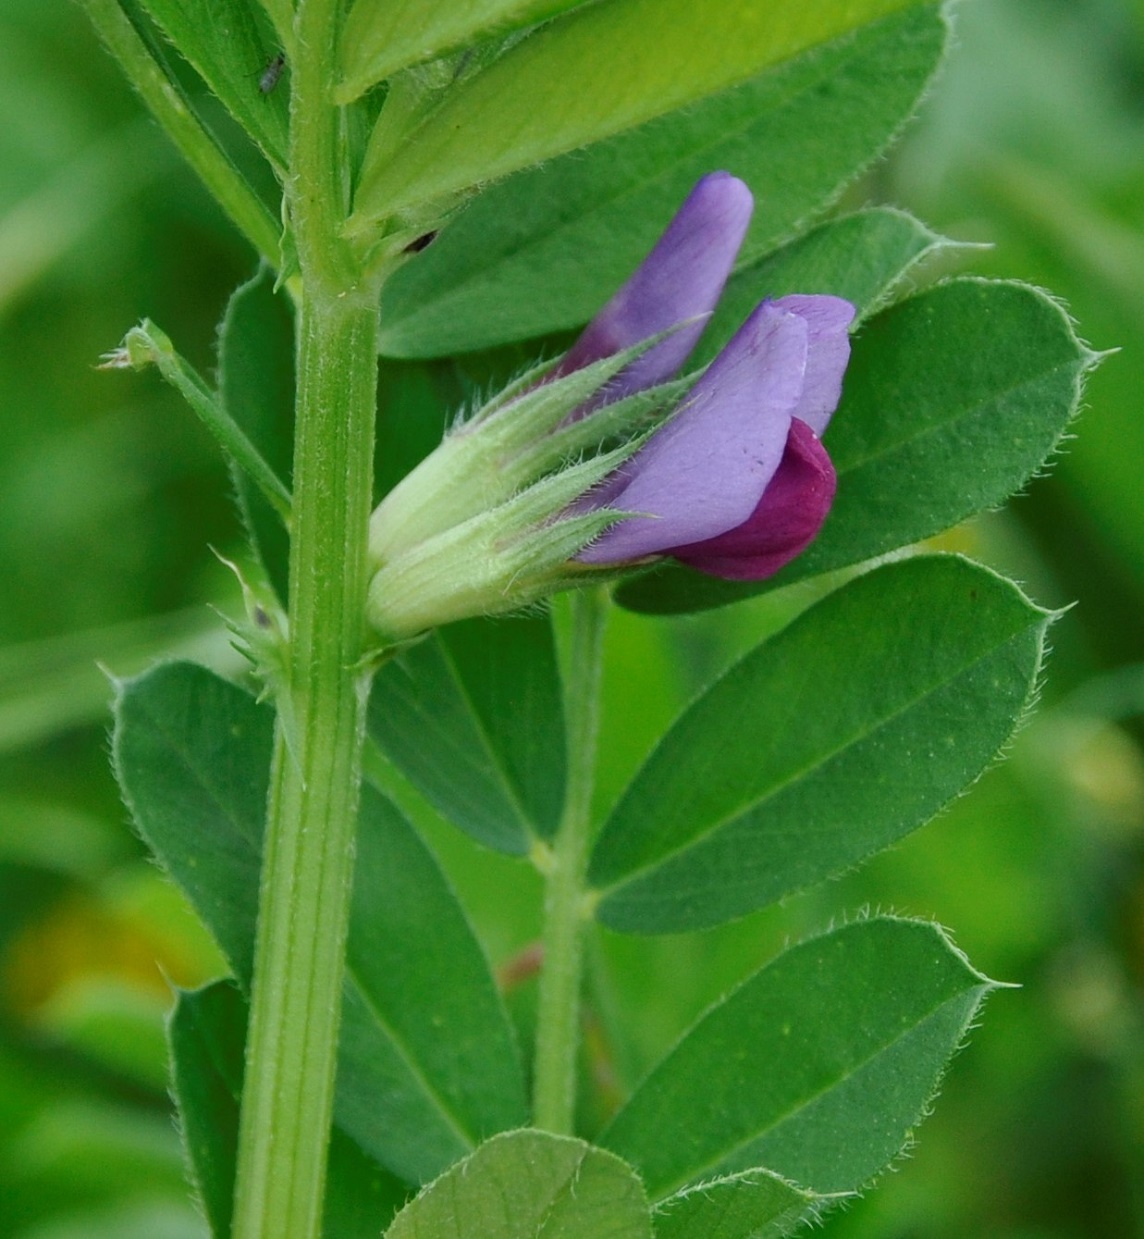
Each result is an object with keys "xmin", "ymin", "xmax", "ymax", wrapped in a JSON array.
[{"xmin": 533, "ymin": 586, "xmax": 610, "ymax": 1133}]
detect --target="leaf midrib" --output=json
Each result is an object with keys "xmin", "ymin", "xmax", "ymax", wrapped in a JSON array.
[
  {"xmin": 638, "ymin": 986, "xmax": 983, "ymax": 1202},
  {"xmin": 594, "ymin": 614, "xmax": 1039, "ymax": 895},
  {"xmin": 833, "ymin": 347, "xmax": 1080, "ymax": 476},
  {"xmin": 126, "ymin": 687, "xmax": 266, "ymax": 851},
  {"xmin": 437, "ymin": 636, "xmax": 537, "ymax": 838},
  {"xmin": 343, "ymin": 966, "xmax": 478, "ymax": 1156},
  {"xmin": 377, "ymin": 650, "xmax": 533, "ymax": 849}
]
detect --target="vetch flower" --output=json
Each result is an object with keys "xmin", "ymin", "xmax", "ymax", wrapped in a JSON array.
[
  {"xmin": 575, "ymin": 293, "xmax": 854, "ymax": 580},
  {"xmin": 368, "ymin": 171, "xmax": 751, "ymax": 568},
  {"xmin": 365, "ymin": 171, "xmax": 854, "ymax": 641}
]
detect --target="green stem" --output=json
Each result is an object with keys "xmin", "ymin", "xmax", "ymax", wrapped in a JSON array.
[
  {"xmin": 76, "ymin": 0, "xmax": 282, "ymax": 266},
  {"xmin": 231, "ymin": 286, "xmax": 380, "ymax": 1239},
  {"xmin": 533, "ymin": 586, "xmax": 609, "ymax": 1134},
  {"xmin": 232, "ymin": 0, "xmax": 381, "ymax": 1233}
]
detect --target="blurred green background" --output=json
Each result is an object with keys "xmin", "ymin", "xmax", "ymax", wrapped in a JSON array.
[{"xmin": 3, "ymin": 0, "xmax": 1144, "ymax": 1235}]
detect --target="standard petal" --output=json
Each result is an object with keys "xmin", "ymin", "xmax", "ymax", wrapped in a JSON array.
[
  {"xmin": 555, "ymin": 171, "xmax": 754, "ymax": 399},
  {"xmin": 578, "ymin": 301, "xmax": 809, "ymax": 563},
  {"xmin": 671, "ymin": 417, "xmax": 836, "ymax": 580},
  {"xmin": 771, "ymin": 294, "xmax": 856, "ymax": 435}
]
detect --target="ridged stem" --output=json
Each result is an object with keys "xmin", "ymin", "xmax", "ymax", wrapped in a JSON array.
[{"xmin": 231, "ymin": 0, "xmax": 381, "ymax": 1231}]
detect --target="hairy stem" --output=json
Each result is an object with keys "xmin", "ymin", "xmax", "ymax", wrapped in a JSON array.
[
  {"xmin": 231, "ymin": 286, "xmax": 379, "ymax": 1239},
  {"xmin": 533, "ymin": 586, "xmax": 610, "ymax": 1133},
  {"xmin": 232, "ymin": 0, "xmax": 381, "ymax": 1234}
]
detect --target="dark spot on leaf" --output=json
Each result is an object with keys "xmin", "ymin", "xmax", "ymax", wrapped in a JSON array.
[{"xmin": 403, "ymin": 231, "xmax": 439, "ymax": 254}]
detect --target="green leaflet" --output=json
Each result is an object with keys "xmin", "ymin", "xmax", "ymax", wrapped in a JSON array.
[
  {"xmin": 375, "ymin": 6, "xmax": 946, "ymax": 356},
  {"xmin": 337, "ymin": 785, "xmax": 528, "ymax": 1182},
  {"xmin": 113, "ymin": 662, "xmax": 267, "ymax": 981},
  {"xmin": 217, "ymin": 266, "xmax": 295, "ymax": 604},
  {"xmin": 337, "ymin": 0, "xmax": 585, "ymax": 102},
  {"xmin": 135, "ymin": 0, "xmax": 289, "ymax": 171},
  {"xmin": 169, "ymin": 980, "xmax": 410, "ymax": 1237},
  {"xmin": 74, "ymin": 0, "xmax": 283, "ymax": 263},
  {"xmin": 385, "ymin": 1130, "xmax": 652, "ymax": 1239},
  {"xmin": 113, "ymin": 662, "xmax": 527, "ymax": 1183},
  {"xmin": 652, "ymin": 1169, "xmax": 828, "ymax": 1239},
  {"xmin": 368, "ymin": 614, "xmax": 566, "ymax": 854},
  {"xmin": 618, "ymin": 278, "xmax": 1092, "ymax": 615},
  {"xmin": 374, "ymin": 358, "xmax": 465, "ymax": 507},
  {"xmin": 591, "ymin": 556, "xmax": 1050, "ymax": 933},
  {"xmin": 352, "ymin": 0, "xmax": 930, "ymax": 228},
  {"xmin": 600, "ymin": 918, "xmax": 993, "ymax": 1200},
  {"xmin": 168, "ymin": 983, "xmax": 243, "ymax": 1237}
]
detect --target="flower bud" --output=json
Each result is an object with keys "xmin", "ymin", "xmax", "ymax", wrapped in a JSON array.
[{"xmin": 364, "ymin": 170, "xmax": 855, "ymax": 641}]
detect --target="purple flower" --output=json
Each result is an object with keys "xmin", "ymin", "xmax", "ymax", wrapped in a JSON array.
[
  {"xmin": 562, "ymin": 179, "xmax": 854, "ymax": 582},
  {"xmin": 365, "ymin": 172, "xmax": 855, "ymax": 642},
  {"xmin": 554, "ymin": 171, "xmax": 754, "ymax": 404}
]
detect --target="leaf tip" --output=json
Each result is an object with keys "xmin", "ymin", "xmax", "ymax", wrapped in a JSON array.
[
  {"xmin": 985, "ymin": 976, "xmax": 1022, "ymax": 994},
  {"xmin": 1083, "ymin": 344, "xmax": 1119, "ymax": 371}
]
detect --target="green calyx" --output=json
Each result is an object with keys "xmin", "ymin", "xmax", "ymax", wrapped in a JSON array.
[
  {"xmin": 368, "ymin": 330, "xmax": 689, "ymax": 569},
  {"xmin": 365, "ymin": 439, "xmax": 644, "ymax": 642},
  {"xmin": 365, "ymin": 331, "xmax": 702, "ymax": 641}
]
